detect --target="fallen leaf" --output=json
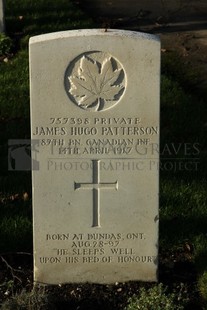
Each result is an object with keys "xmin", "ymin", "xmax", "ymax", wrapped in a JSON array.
[{"xmin": 23, "ymin": 192, "xmax": 29, "ymax": 201}]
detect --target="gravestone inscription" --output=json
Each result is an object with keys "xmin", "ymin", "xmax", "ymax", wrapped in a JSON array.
[{"xmin": 29, "ymin": 29, "xmax": 160, "ymax": 284}]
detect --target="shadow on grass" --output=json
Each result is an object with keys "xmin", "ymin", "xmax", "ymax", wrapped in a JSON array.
[
  {"xmin": 0, "ymin": 201, "xmax": 32, "ymax": 252},
  {"xmin": 5, "ymin": 0, "xmax": 94, "ymax": 36},
  {"xmin": 160, "ymin": 214, "xmax": 207, "ymax": 243},
  {"xmin": 0, "ymin": 119, "xmax": 32, "ymax": 253},
  {"xmin": 160, "ymin": 176, "xmax": 207, "ymax": 282}
]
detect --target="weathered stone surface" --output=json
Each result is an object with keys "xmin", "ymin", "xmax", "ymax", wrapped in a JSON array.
[
  {"xmin": 0, "ymin": 0, "xmax": 4, "ymax": 32},
  {"xmin": 30, "ymin": 29, "xmax": 160, "ymax": 284}
]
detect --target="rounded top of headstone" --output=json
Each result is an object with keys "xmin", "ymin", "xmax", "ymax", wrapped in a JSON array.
[{"xmin": 29, "ymin": 29, "xmax": 160, "ymax": 45}]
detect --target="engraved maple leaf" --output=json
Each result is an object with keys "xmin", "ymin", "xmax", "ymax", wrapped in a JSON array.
[{"xmin": 69, "ymin": 56, "xmax": 124, "ymax": 111}]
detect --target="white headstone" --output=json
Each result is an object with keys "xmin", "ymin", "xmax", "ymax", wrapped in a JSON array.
[
  {"xmin": 30, "ymin": 29, "xmax": 160, "ymax": 284},
  {"xmin": 0, "ymin": 0, "xmax": 4, "ymax": 32}
]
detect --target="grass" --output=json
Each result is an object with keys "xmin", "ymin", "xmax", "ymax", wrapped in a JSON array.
[
  {"xmin": 0, "ymin": 0, "xmax": 207, "ymax": 308},
  {"xmin": 0, "ymin": 201, "xmax": 32, "ymax": 252},
  {"xmin": 124, "ymin": 283, "xmax": 189, "ymax": 310},
  {"xmin": 161, "ymin": 54, "xmax": 207, "ymax": 146},
  {"xmin": 5, "ymin": 0, "xmax": 93, "ymax": 36},
  {"xmin": 1, "ymin": 287, "xmax": 54, "ymax": 310},
  {"xmin": 0, "ymin": 0, "xmax": 93, "ymax": 119},
  {"xmin": 0, "ymin": 51, "xmax": 29, "ymax": 119}
]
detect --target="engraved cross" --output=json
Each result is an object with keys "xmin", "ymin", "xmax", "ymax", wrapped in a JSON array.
[{"xmin": 74, "ymin": 160, "xmax": 118, "ymax": 227}]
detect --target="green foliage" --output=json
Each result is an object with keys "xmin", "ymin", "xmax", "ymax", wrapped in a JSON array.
[
  {"xmin": 160, "ymin": 179, "xmax": 207, "ymax": 248},
  {"xmin": 194, "ymin": 235, "xmax": 207, "ymax": 278},
  {"xmin": 125, "ymin": 283, "xmax": 189, "ymax": 310},
  {"xmin": 0, "ymin": 279, "xmax": 15, "ymax": 296},
  {"xmin": 161, "ymin": 75, "xmax": 191, "ymax": 106},
  {"xmin": 198, "ymin": 272, "xmax": 207, "ymax": 306},
  {"xmin": 0, "ymin": 34, "xmax": 13, "ymax": 56},
  {"xmin": 1, "ymin": 288, "xmax": 55, "ymax": 310}
]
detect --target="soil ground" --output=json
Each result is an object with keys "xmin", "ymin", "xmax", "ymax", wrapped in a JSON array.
[{"xmin": 159, "ymin": 29, "xmax": 207, "ymax": 90}]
